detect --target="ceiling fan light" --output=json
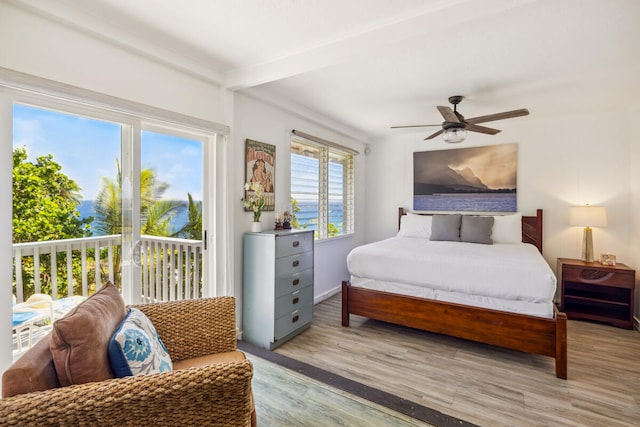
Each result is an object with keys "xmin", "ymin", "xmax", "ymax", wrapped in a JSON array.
[{"xmin": 442, "ymin": 128, "xmax": 467, "ymax": 143}]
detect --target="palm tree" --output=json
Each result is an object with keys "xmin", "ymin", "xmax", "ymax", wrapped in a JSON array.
[
  {"xmin": 93, "ymin": 159, "xmax": 184, "ymax": 286},
  {"xmin": 173, "ymin": 192, "xmax": 202, "ymax": 240}
]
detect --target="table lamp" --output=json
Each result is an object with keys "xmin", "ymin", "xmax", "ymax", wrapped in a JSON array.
[{"xmin": 569, "ymin": 205, "xmax": 607, "ymax": 263}]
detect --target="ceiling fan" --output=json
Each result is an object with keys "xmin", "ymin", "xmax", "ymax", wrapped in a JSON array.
[{"xmin": 391, "ymin": 96, "xmax": 529, "ymax": 142}]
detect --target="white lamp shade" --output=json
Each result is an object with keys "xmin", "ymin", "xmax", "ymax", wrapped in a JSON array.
[{"xmin": 569, "ymin": 205, "xmax": 607, "ymax": 227}]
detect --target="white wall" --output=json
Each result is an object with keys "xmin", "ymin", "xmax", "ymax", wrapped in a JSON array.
[
  {"xmin": 630, "ymin": 102, "xmax": 640, "ymax": 321},
  {"xmin": 0, "ymin": 2, "xmax": 224, "ymax": 123},
  {"xmin": 365, "ymin": 111, "xmax": 634, "ymax": 283},
  {"xmin": 0, "ymin": 3, "xmax": 227, "ymax": 383},
  {"xmin": 233, "ymin": 93, "xmax": 368, "ymax": 318}
]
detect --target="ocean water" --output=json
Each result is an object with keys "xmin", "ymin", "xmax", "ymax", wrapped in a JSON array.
[
  {"xmin": 413, "ymin": 193, "xmax": 516, "ymax": 212},
  {"xmin": 79, "ymin": 200, "xmax": 344, "ymax": 235},
  {"xmin": 295, "ymin": 201, "xmax": 344, "ymax": 233},
  {"xmin": 78, "ymin": 200, "xmax": 191, "ymax": 236}
]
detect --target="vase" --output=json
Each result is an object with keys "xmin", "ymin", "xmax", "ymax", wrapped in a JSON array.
[{"xmin": 251, "ymin": 221, "xmax": 262, "ymax": 232}]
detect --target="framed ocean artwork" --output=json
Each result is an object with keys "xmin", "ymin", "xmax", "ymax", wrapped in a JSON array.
[{"xmin": 413, "ymin": 143, "xmax": 517, "ymax": 212}]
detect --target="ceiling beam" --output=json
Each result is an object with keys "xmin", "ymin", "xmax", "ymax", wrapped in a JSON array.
[{"xmin": 226, "ymin": 0, "xmax": 537, "ymax": 90}]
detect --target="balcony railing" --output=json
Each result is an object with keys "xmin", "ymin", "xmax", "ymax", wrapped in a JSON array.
[
  {"xmin": 12, "ymin": 235, "xmax": 203, "ymax": 304},
  {"xmin": 139, "ymin": 235, "xmax": 203, "ymax": 303}
]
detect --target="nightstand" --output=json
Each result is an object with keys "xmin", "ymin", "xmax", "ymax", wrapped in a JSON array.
[{"xmin": 558, "ymin": 258, "xmax": 635, "ymax": 329}]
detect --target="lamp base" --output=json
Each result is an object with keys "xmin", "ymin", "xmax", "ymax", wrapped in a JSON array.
[{"xmin": 581, "ymin": 227, "xmax": 594, "ymax": 263}]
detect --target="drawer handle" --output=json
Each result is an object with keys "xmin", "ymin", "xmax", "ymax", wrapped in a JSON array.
[
  {"xmin": 292, "ymin": 315, "xmax": 299, "ymax": 323},
  {"xmin": 293, "ymin": 241, "xmax": 300, "ymax": 247},
  {"xmin": 292, "ymin": 278, "xmax": 300, "ymax": 286},
  {"xmin": 292, "ymin": 297, "xmax": 299, "ymax": 304},
  {"xmin": 292, "ymin": 260, "xmax": 299, "ymax": 267}
]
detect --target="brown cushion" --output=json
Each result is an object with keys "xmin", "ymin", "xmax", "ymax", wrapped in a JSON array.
[
  {"xmin": 172, "ymin": 350, "xmax": 247, "ymax": 370},
  {"xmin": 50, "ymin": 281, "xmax": 126, "ymax": 386},
  {"xmin": 2, "ymin": 333, "xmax": 60, "ymax": 398}
]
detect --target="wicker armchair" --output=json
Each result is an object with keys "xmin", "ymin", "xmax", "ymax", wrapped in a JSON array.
[{"xmin": 1, "ymin": 297, "xmax": 255, "ymax": 427}]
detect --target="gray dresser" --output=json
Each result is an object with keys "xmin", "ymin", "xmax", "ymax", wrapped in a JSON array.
[{"xmin": 242, "ymin": 229, "xmax": 314, "ymax": 349}]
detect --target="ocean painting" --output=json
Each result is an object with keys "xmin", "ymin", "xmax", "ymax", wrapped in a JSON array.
[{"xmin": 413, "ymin": 144, "xmax": 518, "ymax": 212}]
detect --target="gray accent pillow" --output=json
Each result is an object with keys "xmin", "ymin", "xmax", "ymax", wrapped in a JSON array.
[
  {"xmin": 429, "ymin": 214, "xmax": 462, "ymax": 242},
  {"xmin": 460, "ymin": 215, "xmax": 494, "ymax": 245}
]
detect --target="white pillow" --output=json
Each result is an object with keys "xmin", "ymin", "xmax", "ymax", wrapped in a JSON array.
[
  {"xmin": 492, "ymin": 213, "xmax": 522, "ymax": 243},
  {"xmin": 398, "ymin": 212, "xmax": 432, "ymax": 239}
]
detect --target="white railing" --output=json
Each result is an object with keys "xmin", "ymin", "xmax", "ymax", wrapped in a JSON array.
[
  {"xmin": 138, "ymin": 235, "xmax": 203, "ymax": 303},
  {"xmin": 12, "ymin": 235, "xmax": 203, "ymax": 303}
]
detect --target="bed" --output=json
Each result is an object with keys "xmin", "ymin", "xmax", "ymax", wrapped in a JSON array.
[{"xmin": 341, "ymin": 208, "xmax": 567, "ymax": 379}]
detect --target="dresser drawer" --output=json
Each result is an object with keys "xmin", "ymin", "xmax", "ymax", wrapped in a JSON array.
[
  {"xmin": 563, "ymin": 266, "xmax": 634, "ymax": 288},
  {"xmin": 275, "ymin": 232, "xmax": 313, "ymax": 258},
  {"xmin": 274, "ymin": 284, "xmax": 313, "ymax": 319},
  {"xmin": 275, "ymin": 250, "xmax": 313, "ymax": 277},
  {"xmin": 275, "ymin": 268, "xmax": 313, "ymax": 297},
  {"xmin": 274, "ymin": 300, "xmax": 313, "ymax": 341}
]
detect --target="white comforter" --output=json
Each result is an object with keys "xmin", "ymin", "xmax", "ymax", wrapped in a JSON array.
[{"xmin": 347, "ymin": 237, "xmax": 556, "ymax": 303}]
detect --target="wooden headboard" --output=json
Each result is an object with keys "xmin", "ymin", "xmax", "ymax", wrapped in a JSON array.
[{"xmin": 398, "ymin": 208, "xmax": 544, "ymax": 254}]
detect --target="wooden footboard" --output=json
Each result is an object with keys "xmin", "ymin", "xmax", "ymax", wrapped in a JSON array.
[{"xmin": 342, "ymin": 281, "xmax": 567, "ymax": 379}]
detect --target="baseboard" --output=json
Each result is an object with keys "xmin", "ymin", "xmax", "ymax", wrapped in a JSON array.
[{"xmin": 314, "ymin": 285, "xmax": 341, "ymax": 305}]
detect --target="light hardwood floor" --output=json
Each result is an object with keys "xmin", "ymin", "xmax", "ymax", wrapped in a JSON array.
[
  {"xmin": 274, "ymin": 294, "xmax": 640, "ymax": 427},
  {"xmin": 248, "ymin": 354, "xmax": 433, "ymax": 426}
]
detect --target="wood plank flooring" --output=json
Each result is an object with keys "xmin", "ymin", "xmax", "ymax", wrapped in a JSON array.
[
  {"xmin": 273, "ymin": 294, "xmax": 640, "ymax": 427},
  {"xmin": 248, "ymin": 354, "xmax": 434, "ymax": 426}
]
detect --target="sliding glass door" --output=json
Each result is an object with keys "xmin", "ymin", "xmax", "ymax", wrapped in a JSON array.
[
  {"xmin": 11, "ymin": 100, "xmax": 209, "ymax": 304},
  {"xmin": 138, "ymin": 127, "xmax": 206, "ymax": 302}
]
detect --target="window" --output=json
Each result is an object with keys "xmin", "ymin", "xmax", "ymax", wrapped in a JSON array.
[
  {"xmin": 291, "ymin": 138, "xmax": 354, "ymax": 239},
  {"xmin": 1, "ymin": 74, "xmax": 231, "ymax": 305}
]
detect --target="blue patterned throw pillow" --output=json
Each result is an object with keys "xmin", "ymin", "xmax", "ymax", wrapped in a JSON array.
[{"xmin": 108, "ymin": 308, "xmax": 173, "ymax": 377}]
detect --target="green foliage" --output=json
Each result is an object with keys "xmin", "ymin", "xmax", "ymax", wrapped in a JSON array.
[
  {"xmin": 328, "ymin": 222, "xmax": 340, "ymax": 237},
  {"xmin": 12, "ymin": 147, "xmax": 91, "ymax": 243},
  {"xmin": 174, "ymin": 193, "xmax": 202, "ymax": 240},
  {"xmin": 12, "ymin": 147, "xmax": 93, "ymax": 299},
  {"xmin": 290, "ymin": 197, "xmax": 302, "ymax": 229},
  {"xmin": 13, "ymin": 149, "xmax": 201, "ymax": 299},
  {"xmin": 93, "ymin": 159, "xmax": 184, "ymax": 237},
  {"xmin": 92, "ymin": 159, "xmax": 187, "ymax": 286}
]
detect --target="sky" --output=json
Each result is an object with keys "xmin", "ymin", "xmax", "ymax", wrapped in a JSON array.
[{"xmin": 12, "ymin": 104, "xmax": 203, "ymax": 201}]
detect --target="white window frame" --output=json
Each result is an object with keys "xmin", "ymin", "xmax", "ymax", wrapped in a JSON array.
[
  {"xmin": 291, "ymin": 137, "xmax": 355, "ymax": 240},
  {"xmin": 0, "ymin": 70, "xmax": 229, "ymax": 299}
]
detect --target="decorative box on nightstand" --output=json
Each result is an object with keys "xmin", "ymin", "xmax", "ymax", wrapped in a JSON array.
[{"xmin": 558, "ymin": 258, "xmax": 636, "ymax": 329}]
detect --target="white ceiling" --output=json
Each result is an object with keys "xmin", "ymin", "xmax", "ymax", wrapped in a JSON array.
[{"xmin": 16, "ymin": 0, "xmax": 640, "ymax": 142}]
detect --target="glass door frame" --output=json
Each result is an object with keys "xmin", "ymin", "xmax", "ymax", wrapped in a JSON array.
[
  {"xmin": 4, "ymin": 91, "xmax": 218, "ymax": 305},
  {"xmin": 120, "ymin": 122, "xmax": 140, "ymax": 304},
  {"xmin": 139, "ymin": 122, "xmax": 213, "ymax": 301}
]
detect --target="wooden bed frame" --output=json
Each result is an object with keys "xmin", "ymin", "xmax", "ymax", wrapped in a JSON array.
[{"xmin": 342, "ymin": 208, "xmax": 567, "ymax": 379}]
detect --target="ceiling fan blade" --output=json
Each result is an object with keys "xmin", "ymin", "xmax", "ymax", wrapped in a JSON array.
[
  {"xmin": 437, "ymin": 106, "xmax": 459, "ymax": 123},
  {"xmin": 424, "ymin": 129, "xmax": 444, "ymax": 140},
  {"xmin": 465, "ymin": 123, "xmax": 501, "ymax": 135},
  {"xmin": 390, "ymin": 124, "xmax": 441, "ymax": 129},
  {"xmin": 466, "ymin": 109, "xmax": 529, "ymax": 124}
]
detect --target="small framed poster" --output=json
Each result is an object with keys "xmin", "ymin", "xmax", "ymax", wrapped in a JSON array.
[{"xmin": 245, "ymin": 139, "xmax": 275, "ymax": 211}]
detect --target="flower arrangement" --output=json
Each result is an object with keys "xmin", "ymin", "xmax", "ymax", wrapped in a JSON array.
[{"xmin": 243, "ymin": 181, "xmax": 265, "ymax": 222}]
